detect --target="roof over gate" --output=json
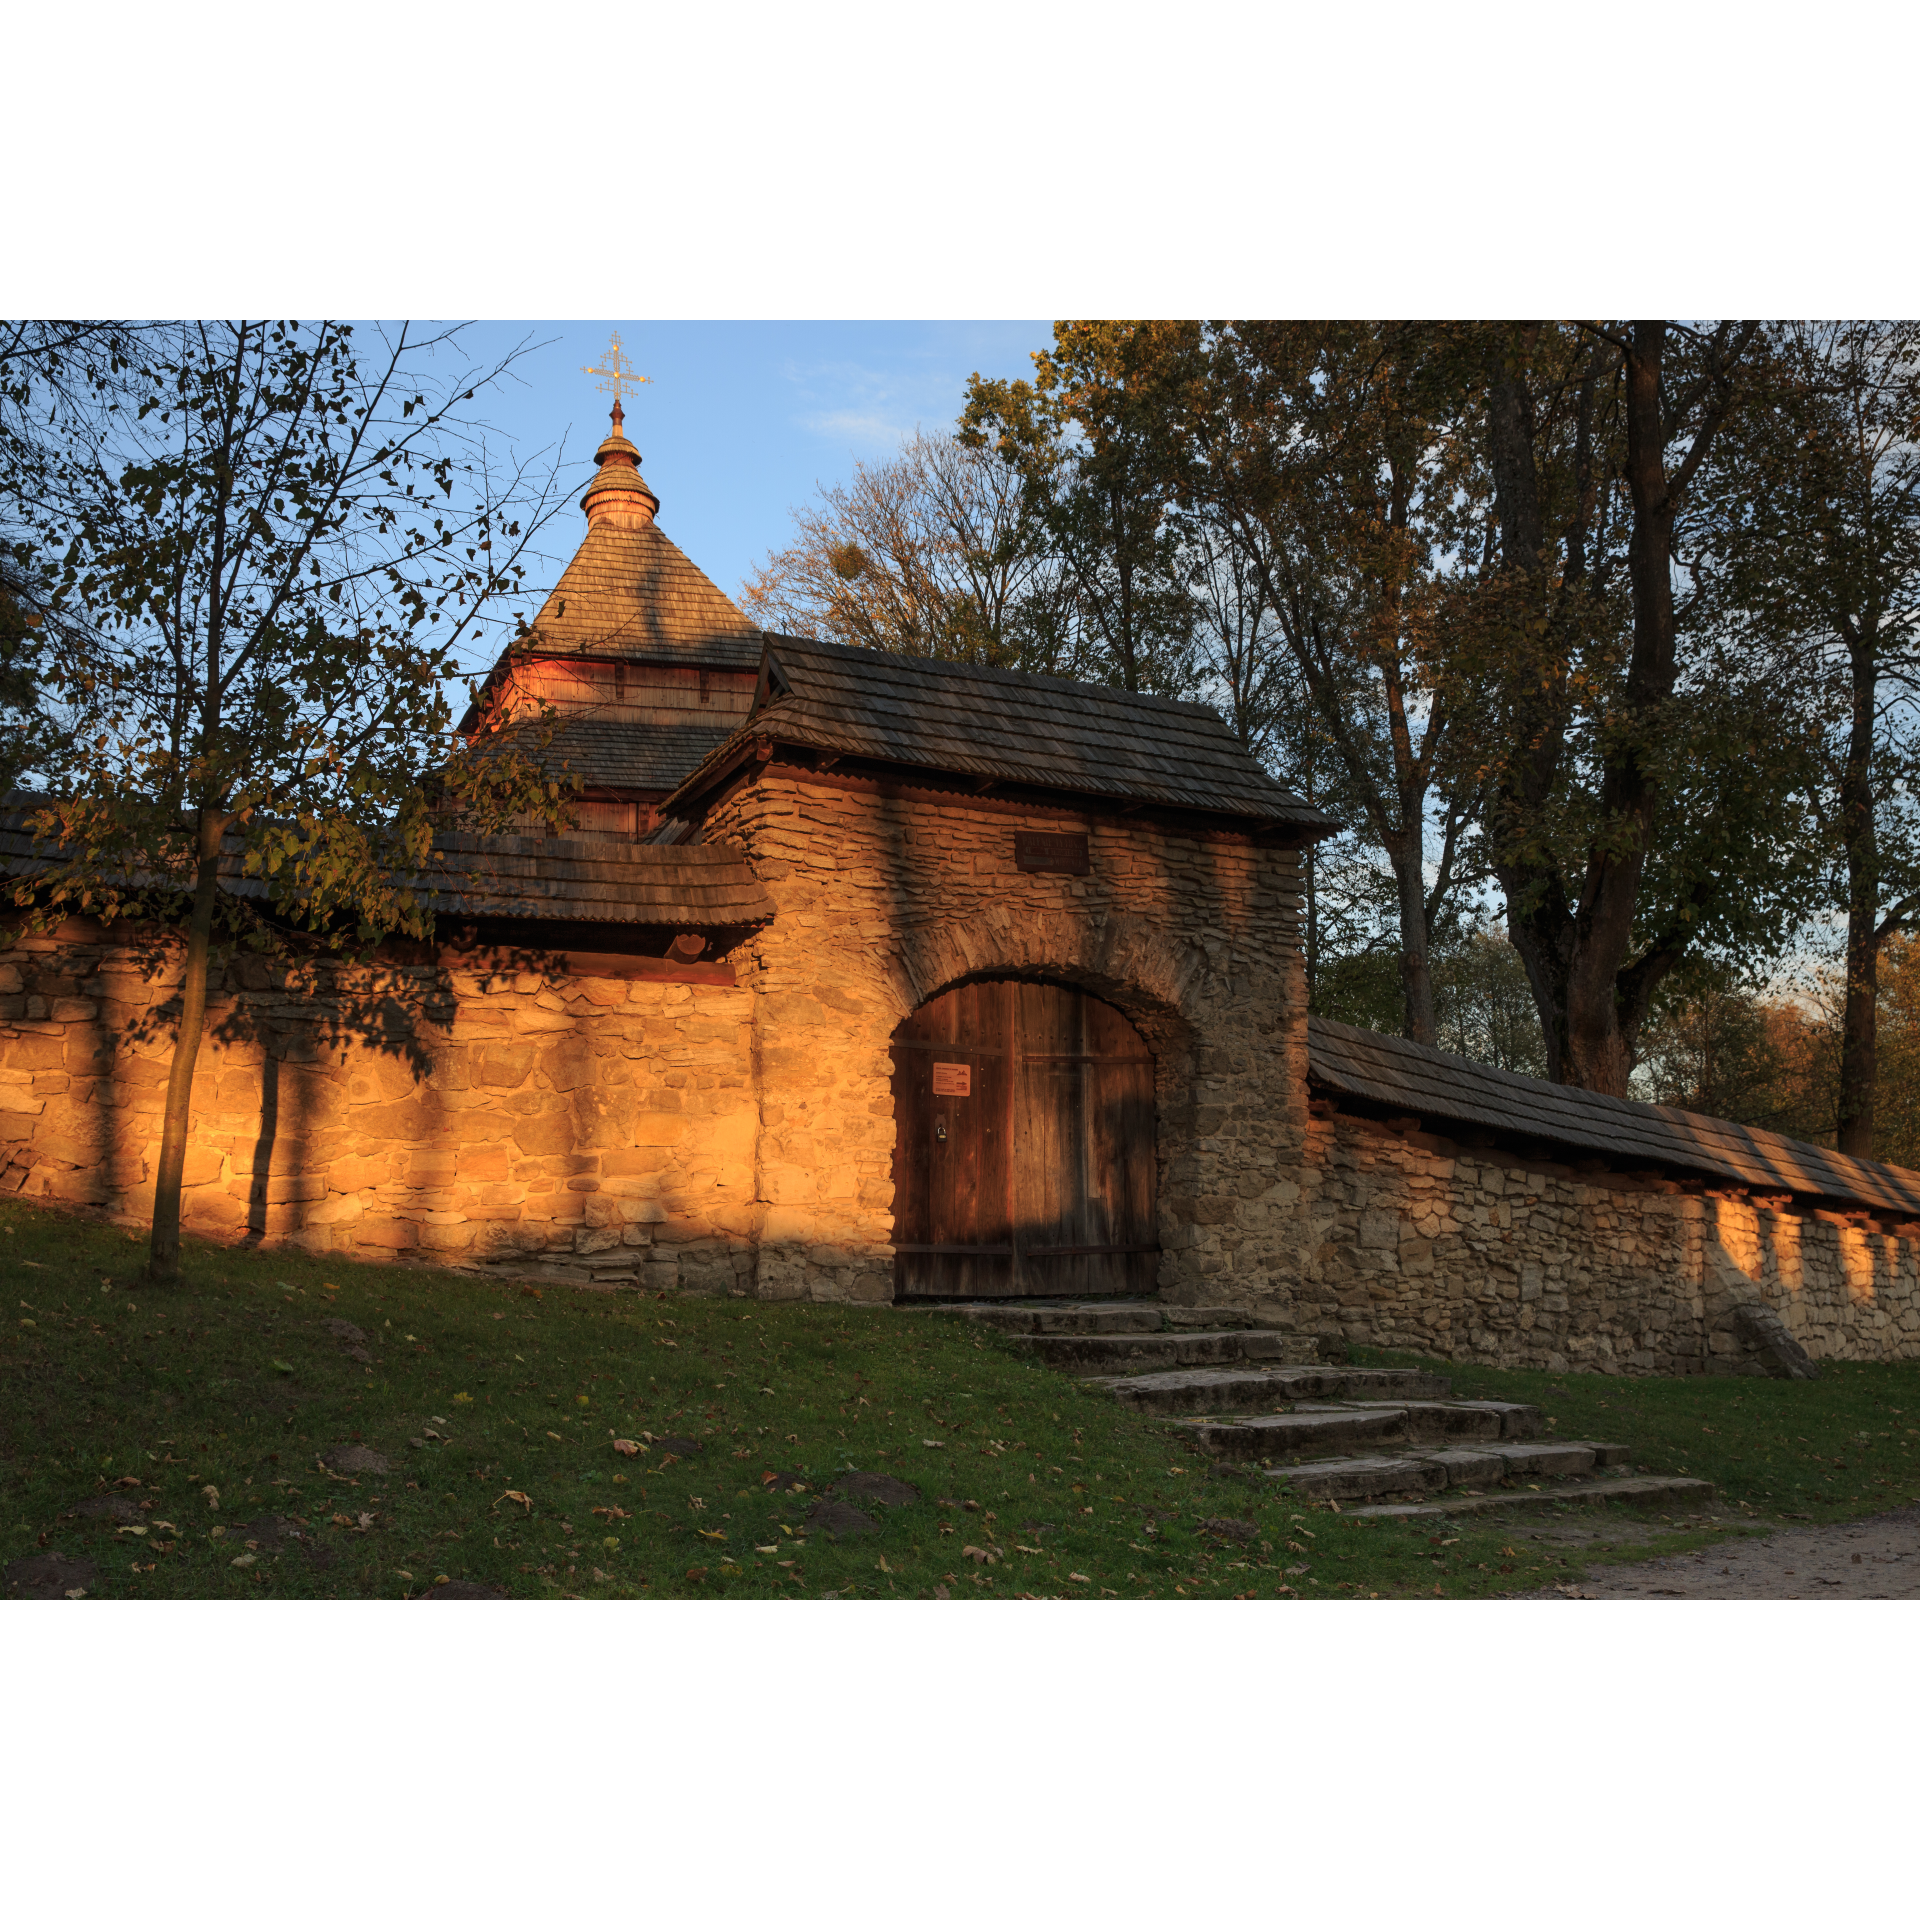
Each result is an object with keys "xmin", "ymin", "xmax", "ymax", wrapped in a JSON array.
[
  {"xmin": 1308, "ymin": 1014, "xmax": 1920, "ymax": 1216},
  {"xmin": 416, "ymin": 833, "xmax": 772, "ymax": 926},
  {"xmin": 669, "ymin": 633, "xmax": 1338, "ymax": 832},
  {"xmin": 0, "ymin": 800, "xmax": 772, "ymax": 932}
]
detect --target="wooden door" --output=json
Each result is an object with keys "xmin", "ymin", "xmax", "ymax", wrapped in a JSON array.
[{"xmin": 890, "ymin": 978, "xmax": 1158, "ymax": 1298}]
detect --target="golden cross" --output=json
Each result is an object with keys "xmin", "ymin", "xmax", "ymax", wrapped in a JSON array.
[{"xmin": 582, "ymin": 330, "xmax": 649, "ymax": 408}]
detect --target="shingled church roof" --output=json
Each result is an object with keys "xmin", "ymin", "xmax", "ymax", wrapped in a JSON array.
[
  {"xmin": 516, "ymin": 514, "xmax": 762, "ymax": 669},
  {"xmin": 524, "ymin": 716, "xmax": 739, "ymax": 794},
  {"xmin": 668, "ymin": 633, "xmax": 1338, "ymax": 832},
  {"xmin": 1307, "ymin": 1015, "xmax": 1920, "ymax": 1216}
]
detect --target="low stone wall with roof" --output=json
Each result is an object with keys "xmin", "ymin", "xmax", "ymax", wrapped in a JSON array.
[
  {"xmin": 0, "ymin": 921, "xmax": 761, "ymax": 1291},
  {"xmin": 1286, "ymin": 1107, "xmax": 1920, "ymax": 1373}
]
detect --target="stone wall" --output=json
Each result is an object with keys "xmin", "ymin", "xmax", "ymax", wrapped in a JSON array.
[
  {"xmin": 0, "ymin": 778, "xmax": 1310, "ymax": 1305},
  {"xmin": 705, "ymin": 769, "xmax": 1310, "ymax": 1306},
  {"xmin": 0, "ymin": 923, "xmax": 761, "ymax": 1292},
  {"xmin": 1287, "ymin": 1107, "xmax": 1920, "ymax": 1373}
]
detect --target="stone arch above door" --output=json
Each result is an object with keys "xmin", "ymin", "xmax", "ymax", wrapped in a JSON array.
[{"xmin": 880, "ymin": 908, "xmax": 1216, "ymax": 1037}]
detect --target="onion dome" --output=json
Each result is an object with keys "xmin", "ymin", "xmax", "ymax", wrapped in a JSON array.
[{"xmin": 581, "ymin": 398, "xmax": 661, "ymax": 529}]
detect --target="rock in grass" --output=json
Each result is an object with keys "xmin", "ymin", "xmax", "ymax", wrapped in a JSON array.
[
  {"xmin": 76, "ymin": 1495, "xmax": 142, "ymax": 1524},
  {"xmin": 806, "ymin": 1499, "xmax": 881, "ymax": 1538},
  {"xmin": 831, "ymin": 1472, "xmax": 919, "ymax": 1507},
  {"xmin": 322, "ymin": 1445, "xmax": 392, "ymax": 1475},
  {"xmin": 5, "ymin": 1553, "xmax": 97, "ymax": 1599}
]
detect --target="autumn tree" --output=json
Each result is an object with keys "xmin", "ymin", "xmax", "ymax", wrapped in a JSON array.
[
  {"xmin": 1189, "ymin": 321, "xmax": 1489, "ymax": 1045},
  {"xmin": 18, "ymin": 321, "xmax": 570, "ymax": 1283},
  {"xmin": 1464, "ymin": 319, "xmax": 1825, "ymax": 1096},
  {"xmin": 0, "ymin": 323, "xmax": 155, "ymax": 788},
  {"xmin": 740, "ymin": 429, "xmax": 1081, "ymax": 673},
  {"xmin": 961, "ymin": 322, "xmax": 1202, "ymax": 697},
  {"xmin": 1690, "ymin": 322, "xmax": 1920, "ymax": 1153}
]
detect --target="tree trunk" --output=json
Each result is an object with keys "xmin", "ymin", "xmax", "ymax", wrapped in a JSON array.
[
  {"xmin": 1386, "ymin": 823, "xmax": 1436, "ymax": 1045},
  {"xmin": 1836, "ymin": 655, "xmax": 1881, "ymax": 1155},
  {"xmin": 146, "ymin": 810, "xmax": 224, "ymax": 1284}
]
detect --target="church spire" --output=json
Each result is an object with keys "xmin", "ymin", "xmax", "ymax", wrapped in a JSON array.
[{"xmin": 579, "ymin": 331, "xmax": 659, "ymax": 528}]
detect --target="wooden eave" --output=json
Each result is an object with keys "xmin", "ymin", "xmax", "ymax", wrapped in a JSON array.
[{"xmin": 666, "ymin": 741, "xmax": 1326, "ymax": 848}]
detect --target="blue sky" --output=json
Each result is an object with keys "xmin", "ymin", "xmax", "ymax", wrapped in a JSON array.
[{"xmin": 444, "ymin": 320, "xmax": 1054, "ymax": 626}]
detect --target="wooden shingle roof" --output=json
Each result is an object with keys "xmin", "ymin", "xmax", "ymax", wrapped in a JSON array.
[
  {"xmin": 488, "ymin": 715, "xmax": 738, "ymax": 794},
  {"xmin": 672, "ymin": 634, "xmax": 1336, "ymax": 831},
  {"xmin": 0, "ymin": 799, "xmax": 772, "ymax": 931},
  {"xmin": 1307, "ymin": 1015, "xmax": 1920, "ymax": 1216},
  {"xmin": 416, "ymin": 834, "xmax": 773, "ymax": 926},
  {"xmin": 521, "ymin": 516, "xmax": 761, "ymax": 668}
]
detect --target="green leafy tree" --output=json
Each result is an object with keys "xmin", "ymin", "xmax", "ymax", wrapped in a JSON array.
[
  {"xmin": 1690, "ymin": 321, "xmax": 1920, "ymax": 1153},
  {"xmin": 1465, "ymin": 319, "xmax": 1821, "ymax": 1096},
  {"xmin": 17, "ymin": 321, "xmax": 572, "ymax": 1283},
  {"xmin": 0, "ymin": 323, "xmax": 156, "ymax": 789},
  {"xmin": 1191, "ymin": 321, "xmax": 1490, "ymax": 1045},
  {"xmin": 961, "ymin": 321, "xmax": 1202, "ymax": 697}
]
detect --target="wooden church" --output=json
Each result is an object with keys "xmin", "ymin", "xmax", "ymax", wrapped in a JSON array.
[{"xmin": 8, "ymin": 381, "xmax": 1920, "ymax": 1376}]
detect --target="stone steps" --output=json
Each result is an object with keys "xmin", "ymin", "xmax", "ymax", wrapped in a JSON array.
[
  {"xmin": 1181, "ymin": 1399, "xmax": 1549, "ymax": 1458},
  {"xmin": 918, "ymin": 1295, "xmax": 1712, "ymax": 1523},
  {"xmin": 1360, "ymin": 1475, "xmax": 1715, "ymax": 1519},
  {"xmin": 1007, "ymin": 1328, "xmax": 1313, "ymax": 1374},
  {"xmin": 912, "ymin": 1299, "xmax": 1297, "ymax": 1338},
  {"xmin": 1254, "ymin": 1440, "xmax": 1625, "ymax": 1501},
  {"xmin": 1093, "ymin": 1365, "xmax": 1454, "ymax": 1415}
]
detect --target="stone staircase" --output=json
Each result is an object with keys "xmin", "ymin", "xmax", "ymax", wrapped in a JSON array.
[{"xmin": 922, "ymin": 1298, "xmax": 1712, "ymax": 1520}]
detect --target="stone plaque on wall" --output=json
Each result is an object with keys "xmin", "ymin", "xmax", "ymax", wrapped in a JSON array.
[{"xmin": 1013, "ymin": 830, "xmax": 1090, "ymax": 875}]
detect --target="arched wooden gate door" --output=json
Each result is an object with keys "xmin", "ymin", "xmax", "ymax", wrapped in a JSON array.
[{"xmin": 889, "ymin": 978, "xmax": 1158, "ymax": 1298}]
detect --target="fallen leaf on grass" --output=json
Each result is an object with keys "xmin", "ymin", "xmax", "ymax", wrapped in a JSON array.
[
  {"xmin": 270, "ymin": 1360, "xmax": 295, "ymax": 1375},
  {"xmin": 590, "ymin": 1505, "xmax": 632, "ymax": 1522},
  {"xmin": 493, "ymin": 1490, "xmax": 533, "ymax": 1512},
  {"xmin": 201, "ymin": 1484, "xmax": 219, "ymax": 1510},
  {"xmin": 610, "ymin": 1436, "xmax": 643, "ymax": 1456},
  {"xmin": 230, "ymin": 1554, "xmax": 258, "ymax": 1568},
  {"xmin": 546, "ymin": 1431, "xmax": 564, "ymax": 1442},
  {"xmin": 961, "ymin": 1544, "xmax": 1000, "ymax": 1565},
  {"xmin": 1067, "ymin": 1573, "xmax": 1090, "ymax": 1584},
  {"xmin": 116, "ymin": 1526, "xmax": 148, "ymax": 1537},
  {"xmin": 922, "ymin": 1439, "xmax": 944, "ymax": 1449}
]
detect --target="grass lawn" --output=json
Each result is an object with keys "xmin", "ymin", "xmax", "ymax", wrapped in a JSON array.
[{"xmin": 7, "ymin": 1193, "xmax": 1920, "ymax": 1600}]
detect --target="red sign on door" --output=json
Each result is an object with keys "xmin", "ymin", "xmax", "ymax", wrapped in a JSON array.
[{"xmin": 931, "ymin": 1062, "xmax": 971, "ymax": 1097}]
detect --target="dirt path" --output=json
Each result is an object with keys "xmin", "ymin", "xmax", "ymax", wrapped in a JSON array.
[{"xmin": 1532, "ymin": 1502, "xmax": 1920, "ymax": 1599}]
